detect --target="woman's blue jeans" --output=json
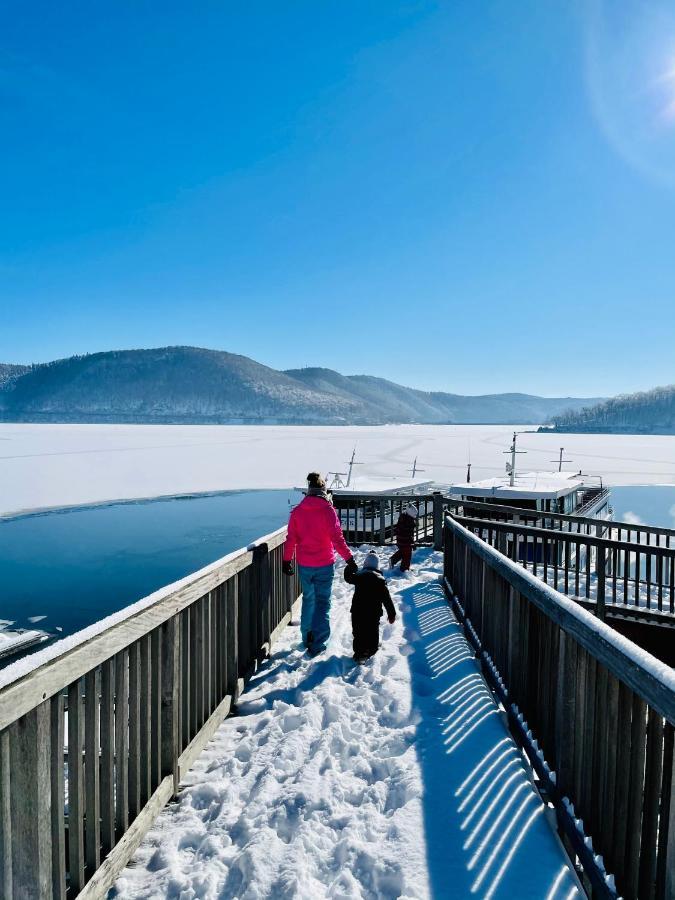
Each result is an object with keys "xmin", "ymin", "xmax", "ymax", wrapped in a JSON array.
[{"xmin": 298, "ymin": 563, "xmax": 335, "ymax": 653}]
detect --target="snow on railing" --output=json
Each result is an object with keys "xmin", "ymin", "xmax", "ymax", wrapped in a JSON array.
[
  {"xmin": 0, "ymin": 526, "xmax": 301, "ymax": 899},
  {"xmin": 454, "ymin": 514, "xmax": 675, "ymax": 619},
  {"xmin": 443, "ymin": 514, "xmax": 675, "ymax": 900}
]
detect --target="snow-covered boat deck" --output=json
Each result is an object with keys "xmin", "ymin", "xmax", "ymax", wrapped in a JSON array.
[{"xmin": 113, "ymin": 549, "xmax": 581, "ymax": 900}]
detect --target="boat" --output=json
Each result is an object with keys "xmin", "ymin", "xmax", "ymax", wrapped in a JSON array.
[
  {"xmin": 447, "ymin": 433, "xmax": 611, "ymax": 520},
  {"xmin": 0, "ymin": 627, "xmax": 48, "ymax": 662}
]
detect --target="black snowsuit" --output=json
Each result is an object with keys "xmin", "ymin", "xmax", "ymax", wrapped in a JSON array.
[{"xmin": 344, "ymin": 567, "xmax": 396, "ymax": 659}]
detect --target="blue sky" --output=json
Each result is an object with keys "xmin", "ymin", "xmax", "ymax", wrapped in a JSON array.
[{"xmin": 1, "ymin": 1, "xmax": 674, "ymax": 396}]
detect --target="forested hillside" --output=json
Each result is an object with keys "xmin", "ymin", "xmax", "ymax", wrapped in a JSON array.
[
  {"xmin": 549, "ymin": 385, "xmax": 675, "ymax": 434},
  {"xmin": 0, "ymin": 347, "xmax": 602, "ymax": 425}
]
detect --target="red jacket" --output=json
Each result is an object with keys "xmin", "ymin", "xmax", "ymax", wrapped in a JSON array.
[
  {"xmin": 394, "ymin": 512, "xmax": 416, "ymax": 546},
  {"xmin": 283, "ymin": 495, "xmax": 352, "ymax": 567}
]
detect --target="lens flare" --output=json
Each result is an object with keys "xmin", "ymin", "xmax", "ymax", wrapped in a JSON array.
[{"xmin": 585, "ymin": 0, "xmax": 675, "ymax": 186}]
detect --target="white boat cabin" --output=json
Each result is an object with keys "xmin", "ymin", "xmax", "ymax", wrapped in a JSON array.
[{"xmin": 448, "ymin": 471, "xmax": 611, "ymax": 519}]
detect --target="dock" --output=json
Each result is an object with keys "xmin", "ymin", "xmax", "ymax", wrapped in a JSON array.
[{"xmin": 1, "ymin": 494, "xmax": 674, "ymax": 898}]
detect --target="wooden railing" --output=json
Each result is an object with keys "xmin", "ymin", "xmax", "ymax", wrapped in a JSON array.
[
  {"xmin": 455, "ymin": 515, "xmax": 675, "ymax": 620},
  {"xmin": 333, "ymin": 492, "xmax": 444, "ymax": 548},
  {"xmin": 0, "ymin": 527, "xmax": 300, "ymax": 899},
  {"xmin": 446, "ymin": 496, "xmax": 675, "ymax": 547},
  {"xmin": 443, "ymin": 515, "xmax": 675, "ymax": 900},
  {"xmin": 335, "ymin": 490, "xmax": 675, "ymax": 550}
]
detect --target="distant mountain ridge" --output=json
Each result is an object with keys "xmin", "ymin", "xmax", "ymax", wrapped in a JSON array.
[
  {"xmin": 0, "ymin": 346, "xmax": 604, "ymax": 425},
  {"xmin": 548, "ymin": 384, "xmax": 675, "ymax": 434}
]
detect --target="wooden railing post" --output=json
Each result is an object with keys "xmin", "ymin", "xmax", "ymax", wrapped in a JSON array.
[
  {"xmin": 596, "ymin": 543, "xmax": 606, "ymax": 621},
  {"xmin": 9, "ymin": 704, "xmax": 52, "ymax": 898},
  {"xmin": 252, "ymin": 543, "xmax": 271, "ymax": 662},
  {"xmin": 0, "ymin": 728, "xmax": 12, "ymax": 899},
  {"xmin": 379, "ymin": 499, "xmax": 386, "ymax": 545},
  {"xmin": 661, "ymin": 724, "xmax": 675, "ymax": 900},
  {"xmin": 433, "ymin": 492, "xmax": 443, "ymax": 551},
  {"xmin": 226, "ymin": 575, "xmax": 239, "ymax": 701},
  {"xmin": 161, "ymin": 617, "xmax": 181, "ymax": 795}
]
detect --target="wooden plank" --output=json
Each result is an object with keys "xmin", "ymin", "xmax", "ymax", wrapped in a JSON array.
[
  {"xmin": 128, "ymin": 642, "xmax": 141, "ymax": 821},
  {"xmin": 9, "ymin": 704, "xmax": 52, "ymax": 898},
  {"xmin": 603, "ymin": 672, "xmax": 620, "ymax": 856},
  {"xmin": 181, "ymin": 608, "xmax": 190, "ymax": 747},
  {"xmin": 84, "ymin": 668, "xmax": 101, "ymax": 877},
  {"xmin": 160, "ymin": 617, "xmax": 180, "ymax": 794},
  {"xmin": 68, "ymin": 679, "xmax": 85, "ymax": 892},
  {"xmin": 555, "ymin": 632, "xmax": 576, "ymax": 797},
  {"xmin": 656, "ymin": 722, "xmax": 675, "ymax": 900},
  {"xmin": 139, "ymin": 634, "xmax": 152, "ymax": 806},
  {"xmin": 612, "ymin": 680, "xmax": 632, "ymax": 892},
  {"xmin": 625, "ymin": 695, "xmax": 648, "ymax": 898},
  {"xmin": 114, "ymin": 649, "xmax": 129, "ymax": 838},
  {"xmin": 1, "ymin": 727, "xmax": 12, "ymax": 899},
  {"xmin": 151, "ymin": 628, "xmax": 162, "ymax": 790},
  {"xmin": 100, "ymin": 658, "xmax": 115, "ymax": 856},
  {"xmin": 77, "ymin": 776, "xmax": 174, "ymax": 900},
  {"xmin": 190, "ymin": 602, "xmax": 200, "ymax": 736},
  {"xmin": 226, "ymin": 575, "xmax": 239, "ymax": 700},
  {"xmin": 639, "ymin": 707, "xmax": 664, "ymax": 899},
  {"xmin": 178, "ymin": 694, "xmax": 233, "ymax": 782}
]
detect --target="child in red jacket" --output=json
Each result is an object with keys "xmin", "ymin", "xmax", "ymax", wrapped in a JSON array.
[{"xmin": 390, "ymin": 504, "xmax": 417, "ymax": 572}]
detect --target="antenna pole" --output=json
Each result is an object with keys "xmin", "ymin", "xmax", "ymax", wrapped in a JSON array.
[
  {"xmin": 559, "ymin": 448, "xmax": 563, "ymax": 472},
  {"xmin": 466, "ymin": 462, "xmax": 471, "ymax": 483},
  {"xmin": 510, "ymin": 433, "xmax": 517, "ymax": 486},
  {"xmin": 346, "ymin": 448, "xmax": 356, "ymax": 487}
]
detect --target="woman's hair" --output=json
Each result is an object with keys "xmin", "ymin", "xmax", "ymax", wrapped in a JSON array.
[{"xmin": 307, "ymin": 471, "xmax": 326, "ymax": 490}]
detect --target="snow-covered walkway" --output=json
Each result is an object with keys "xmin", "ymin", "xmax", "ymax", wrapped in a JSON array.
[{"xmin": 113, "ymin": 549, "xmax": 582, "ymax": 900}]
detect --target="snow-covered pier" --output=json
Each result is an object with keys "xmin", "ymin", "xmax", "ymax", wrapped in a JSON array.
[{"xmin": 1, "ymin": 500, "xmax": 675, "ymax": 899}]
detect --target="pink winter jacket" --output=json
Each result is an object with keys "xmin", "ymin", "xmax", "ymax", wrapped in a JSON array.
[{"xmin": 283, "ymin": 495, "xmax": 352, "ymax": 568}]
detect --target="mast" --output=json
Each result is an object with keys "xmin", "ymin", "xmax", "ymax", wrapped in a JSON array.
[
  {"xmin": 345, "ymin": 447, "xmax": 363, "ymax": 487},
  {"xmin": 503, "ymin": 432, "xmax": 526, "ymax": 486},
  {"xmin": 408, "ymin": 457, "xmax": 425, "ymax": 480},
  {"xmin": 549, "ymin": 447, "xmax": 573, "ymax": 472}
]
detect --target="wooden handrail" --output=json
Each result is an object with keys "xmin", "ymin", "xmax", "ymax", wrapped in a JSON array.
[
  {"xmin": 454, "ymin": 515, "xmax": 675, "ymax": 560},
  {"xmin": 0, "ymin": 525, "xmax": 301, "ymax": 898},
  {"xmin": 443, "ymin": 514, "xmax": 675, "ymax": 899},
  {"xmin": 446, "ymin": 516, "xmax": 675, "ymax": 720}
]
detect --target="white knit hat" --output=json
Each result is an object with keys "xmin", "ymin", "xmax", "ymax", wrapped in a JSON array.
[
  {"xmin": 362, "ymin": 551, "xmax": 380, "ymax": 570},
  {"xmin": 404, "ymin": 504, "xmax": 418, "ymax": 518}
]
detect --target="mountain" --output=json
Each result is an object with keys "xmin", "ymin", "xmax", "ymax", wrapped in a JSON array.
[
  {"xmin": 285, "ymin": 367, "xmax": 604, "ymax": 424},
  {"xmin": 547, "ymin": 385, "xmax": 675, "ymax": 434},
  {"xmin": 0, "ymin": 363, "xmax": 31, "ymax": 387},
  {"xmin": 0, "ymin": 347, "xmax": 603, "ymax": 425}
]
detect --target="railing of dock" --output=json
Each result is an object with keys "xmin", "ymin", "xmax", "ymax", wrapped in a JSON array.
[
  {"xmin": 336, "ymin": 491, "xmax": 675, "ymax": 619},
  {"xmin": 454, "ymin": 515, "xmax": 675, "ymax": 620},
  {"xmin": 443, "ymin": 514, "xmax": 675, "ymax": 900},
  {"xmin": 447, "ymin": 495, "xmax": 675, "ymax": 546},
  {"xmin": 0, "ymin": 527, "xmax": 300, "ymax": 900},
  {"xmin": 333, "ymin": 492, "xmax": 444, "ymax": 548}
]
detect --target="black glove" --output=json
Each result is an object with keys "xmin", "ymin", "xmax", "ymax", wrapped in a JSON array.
[
  {"xmin": 345, "ymin": 557, "xmax": 358, "ymax": 574},
  {"xmin": 282, "ymin": 560, "xmax": 295, "ymax": 576}
]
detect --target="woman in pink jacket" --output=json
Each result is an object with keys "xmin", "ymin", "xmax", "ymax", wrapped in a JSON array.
[{"xmin": 282, "ymin": 472, "xmax": 356, "ymax": 655}]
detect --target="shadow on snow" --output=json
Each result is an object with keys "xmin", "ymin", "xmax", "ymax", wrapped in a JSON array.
[{"xmin": 396, "ymin": 549, "xmax": 581, "ymax": 900}]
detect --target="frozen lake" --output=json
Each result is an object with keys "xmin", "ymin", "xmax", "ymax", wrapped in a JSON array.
[
  {"xmin": 1, "ymin": 424, "xmax": 673, "ymax": 666},
  {"xmin": 0, "ymin": 490, "xmax": 294, "ymax": 666},
  {"xmin": 1, "ymin": 423, "xmax": 674, "ymax": 517}
]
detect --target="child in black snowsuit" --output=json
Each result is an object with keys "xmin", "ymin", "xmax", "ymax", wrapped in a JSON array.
[
  {"xmin": 390, "ymin": 504, "xmax": 417, "ymax": 572},
  {"xmin": 344, "ymin": 550, "xmax": 396, "ymax": 662}
]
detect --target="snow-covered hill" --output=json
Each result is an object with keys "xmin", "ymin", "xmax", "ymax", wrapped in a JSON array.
[{"xmin": 0, "ymin": 347, "xmax": 602, "ymax": 425}]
